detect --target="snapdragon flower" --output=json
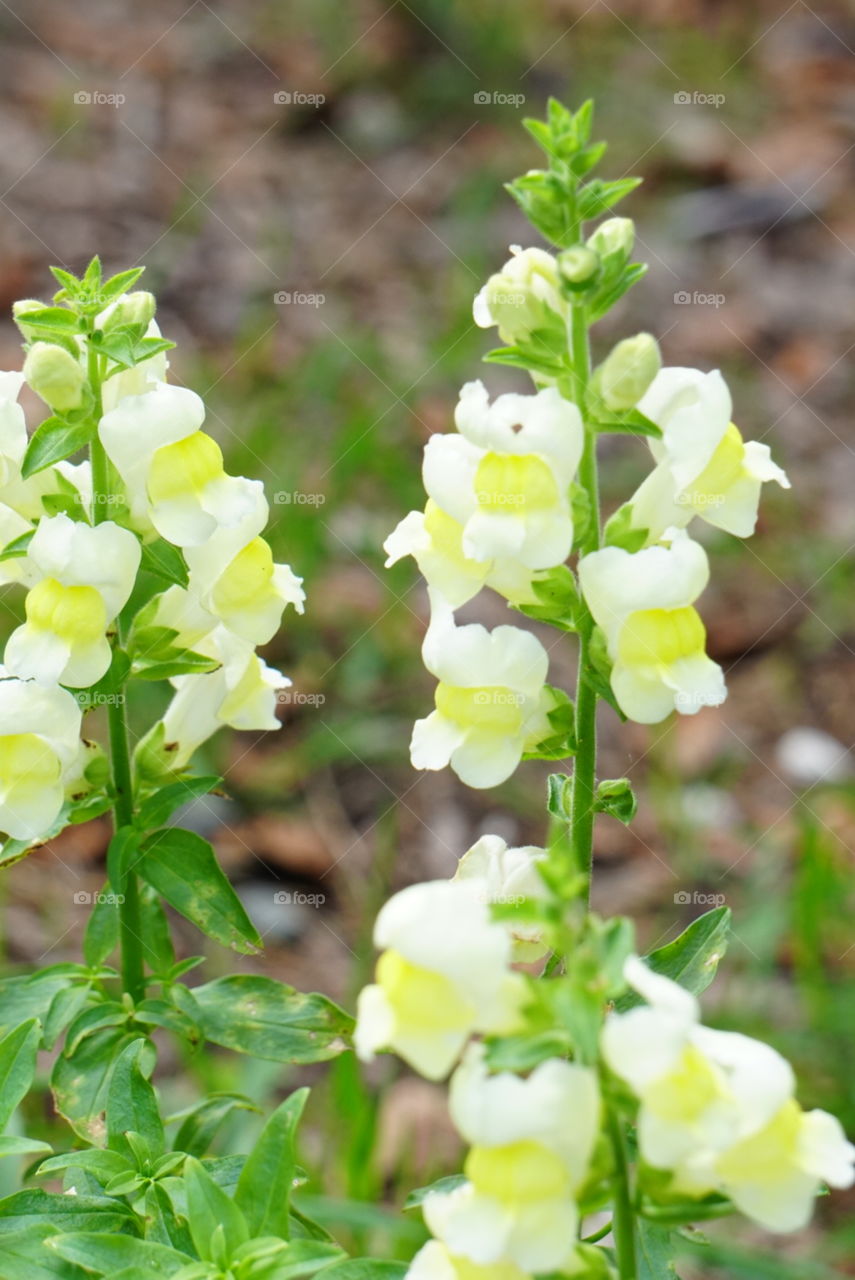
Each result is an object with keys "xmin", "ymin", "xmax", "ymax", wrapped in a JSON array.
[
  {"xmin": 453, "ymin": 834, "xmax": 550, "ymax": 961},
  {"xmin": 628, "ymin": 368, "xmax": 789, "ymax": 542},
  {"xmin": 602, "ymin": 958, "xmax": 855, "ymax": 1231},
  {"xmin": 411, "ymin": 594, "xmax": 558, "ymax": 788},
  {"xmin": 354, "ymin": 881, "xmax": 527, "ymax": 1080},
  {"xmin": 423, "ymin": 381, "xmax": 583, "ymax": 571},
  {"xmin": 384, "ymin": 501, "xmax": 538, "ymax": 610},
  {"xmin": 153, "ymin": 626, "xmax": 288, "ymax": 770},
  {"xmin": 473, "ymin": 246, "xmax": 566, "ymax": 345},
  {"xmin": 5, "ymin": 514, "xmax": 140, "ymax": 688},
  {"xmin": 422, "ymin": 1045, "xmax": 599, "ymax": 1272},
  {"xmin": 0, "ymin": 675, "xmax": 84, "ymax": 840},
  {"xmin": 578, "ymin": 529, "xmax": 725, "ymax": 723},
  {"xmin": 98, "ymin": 382, "xmax": 260, "ymax": 546},
  {"xmin": 407, "ymin": 1241, "xmax": 530, "ymax": 1280}
]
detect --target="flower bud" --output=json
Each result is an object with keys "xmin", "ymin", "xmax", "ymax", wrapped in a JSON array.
[
  {"xmin": 474, "ymin": 246, "xmax": 566, "ymax": 344},
  {"xmin": 557, "ymin": 245, "xmax": 599, "ymax": 286},
  {"xmin": 12, "ymin": 299, "xmax": 48, "ymax": 342},
  {"xmin": 587, "ymin": 216, "xmax": 634, "ymax": 260},
  {"xmin": 23, "ymin": 341, "xmax": 85, "ymax": 411},
  {"xmin": 598, "ymin": 332, "xmax": 661, "ymax": 410},
  {"xmin": 105, "ymin": 291, "xmax": 156, "ymax": 330}
]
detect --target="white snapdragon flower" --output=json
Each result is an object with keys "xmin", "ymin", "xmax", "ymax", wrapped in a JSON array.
[
  {"xmin": 148, "ymin": 490, "xmax": 305, "ymax": 649},
  {"xmin": 4, "ymin": 514, "xmax": 141, "ymax": 688},
  {"xmin": 629, "ymin": 368, "xmax": 789, "ymax": 542},
  {"xmin": 384, "ymin": 501, "xmax": 538, "ymax": 610},
  {"xmin": 423, "ymin": 382, "xmax": 583, "ymax": 571},
  {"xmin": 354, "ymin": 881, "xmax": 527, "ymax": 1081},
  {"xmin": 578, "ymin": 529, "xmax": 725, "ymax": 723},
  {"xmin": 0, "ymin": 676, "xmax": 84, "ymax": 840},
  {"xmin": 98, "ymin": 382, "xmax": 260, "ymax": 546},
  {"xmin": 411, "ymin": 594, "xmax": 558, "ymax": 789},
  {"xmin": 602, "ymin": 958, "xmax": 855, "ymax": 1232},
  {"xmin": 709, "ymin": 1096, "xmax": 855, "ymax": 1233},
  {"xmin": 159, "ymin": 626, "xmax": 288, "ymax": 769},
  {"xmin": 423, "ymin": 1045, "xmax": 599, "ymax": 1272},
  {"xmin": 473, "ymin": 246, "xmax": 566, "ymax": 345},
  {"xmin": 602, "ymin": 958, "xmax": 793, "ymax": 1174},
  {"xmin": 453, "ymin": 834, "xmax": 550, "ymax": 961},
  {"xmin": 407, "ymin": 1241, "xmax": 530, "ymax": 1280}
]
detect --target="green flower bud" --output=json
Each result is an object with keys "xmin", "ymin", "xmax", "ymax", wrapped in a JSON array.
[
  {"xmin": 475, "ymin": 246, "xmax": 566, "ymax": 344},
  {"xmin": 23, "ymin": 341, "xmax": 85, "ymax": 411},
  {"xmin": 12, "ymin": 299, "xmax": 48, "ymax": 342},
  {"xmin": 598, "ymin": 332, "xmax": 661, "ymax": 410},
  {"xmin": 105, "ymin": 290, "xmax": 156, "ymax": 330},
  {"xmin": 587, "ymin": 216, "xmax": 635, "ymax": 260},
  {"xmin": 557, "ymin": 245, "xmax": 600, "ymax": 286}
]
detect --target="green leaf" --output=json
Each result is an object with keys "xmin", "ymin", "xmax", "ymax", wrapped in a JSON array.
[
  {"xmin": 234, "ymin": 1238, "xmax": 345, "ymax": 1280},
  {"xmin": 0, "ymin": 972, "xmax": 73, "ymax": 1037},
  {"xmin": 0, "ymin": 1189, "xmax": 135, "ymax": 1234},
  {"xmin": 83, "ymin": 893, "xmax": 119, "ymax": 968},
  {"xmin": 0, "ymin": 1019, "xmax": 41, "ymax": 1129},
  {"xmin": 51, "ymin": 1027, "xmax": 145, "ymax": 1144},
  {"xmin": 483, "ymin": 1029, "xmax": 574, "ymax": 1073},
  {"xmin": 594, "ymin": 409, "xmax": 662, "ymax": 439},
  {"xmin": 130, "ymin": 626, "xmax": 219, "ymax": 680},
  {"xmin": 0, "ymin": 530, "xmax": 34, "ymax": 563},
  {"xmin": 603, "ymin": 502, "xmax": 648, "ymax": 553},
  {"xmin": 523, "ymin": 686, "xmax": 576, "ymax": 761},
  {"xmin": 578, "ymin": 176, "xmax": 642, "ymax": 219},
  {"xmin": 22, "ymin": 417, "xmax": 95, "ymax": 478},
  {"xmin": 0, "ymin": 1136, "xmax": 51, "ymax": 1159},
  {"xmin": 64, "ymin": 1002, "xmax": 128, "ymax": 1056},
  {"xmin": 170, "ymin": 1093, "xmax": 258, "ymax": 1160},
  {"xmin": 0, "ymin": 1224, "xmax": 91, "ymax": 1280},
  {"xmin": 42, "ymin": 983, "xmax": 93, "ymax": 1050},
  {"xmin": 637, "ymin": 1218, "xmax": 680, "ymax": 1279},
  {"xmin": 616, "ymin": 907, "xmax": 731, "ymax": 1012},
  {"xmin": 37, "ymin": 1147, "xmax": 132, "ymax": 1186},
  {"xmin": 136, "ymin": 776, "xmax": 222, "ymax": 832},
  {"xmin": 235, "ymin": 1089, "xmax": 308, "ymax": 1238},
  {"xmin": 98, "ymin": 267, "xmax": 146, "ymax": 303},
  {"xmin": 594, "ymin": 778, "xmax": 637, "ymax": 825},
  {"xmin": 48, "ymin": 1233, "xmax": 192, "ymax": 1277},
  {"xmin": 107, "ymin": 1039, "xmax": 165, "ymax": 1161},
  {"xmin": 144, "ymin": 1182, "xmax": 196, "ymax": 1254},
  {"xmin": 403, "ymin": 1175, "xmax": 467, "ymax": 1210},
  {"xmin": 174, "ymin": 976, "xmax": 352, "ymax": 1063},
  {"xmin": 318, "ymin": 1263, "xmax": 408, "ymax": 1280},
  {"xmin": 138, "ymin": 828, "xmax": 261, "ymax": 955},
  {"xmin": 138, "ymin": 886, "xmax": 176, "ymax": 974},
  {"xmin": 139, "ymin": 541, "xmax": 189, "ymax": 588},
  {"xmin": 184, "ymin": 1156, "xmax": 249, "ymax": 1262},
  {"xmin": 133, "ymin": 998, "xmax": 201, "ymax": 1045}
]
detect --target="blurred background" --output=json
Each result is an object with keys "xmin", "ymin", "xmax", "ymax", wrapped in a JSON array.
[{"xmin": 1, "ymin": 0, "xmax": 854, "ymax": 1274}]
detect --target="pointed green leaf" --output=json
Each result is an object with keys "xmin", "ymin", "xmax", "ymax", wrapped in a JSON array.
[
  {"xmin": 616, "ymin": 907, "xmax": 731, "ymax": 1012},
  {"xmin": 235, "ymin": 1089, "xmax": 308, "ymax": 1237},
  {"xmin": 106, "ymin": 1039, "xmax": 165, "ymax": 1160},
  {"xmin": 22, "ymin": 417, "xmax": 95, "ymax": 478},
  {"xmin": 184, "ymin": 1156, "xmax": 249, "ymax": 1262},
  {"xmin": 48, "ymin": 1233, "xmax": 192, "ymax": 1277},
  {"xmin": 138, "ymin": 829, "xmax": 261, "ymax": 955},
  {"xmin": 0, "ymin": 1019, "xmax": 41, "ymax": 1129}
]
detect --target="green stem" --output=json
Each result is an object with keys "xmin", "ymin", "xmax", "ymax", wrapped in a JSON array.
[
  {"xmin": 567, "ymin": 300, "xmax": 600, "ymax": 890},
  {"xmin": 86, "ymin": 340, "xmax": 145, "ymax": 1002},
  {"xmin": 608, "ymin": 1113, "xmax": 638, "ymax": 1279}
]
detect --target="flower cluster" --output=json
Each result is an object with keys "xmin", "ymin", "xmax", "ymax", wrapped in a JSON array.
[
  {"xmin": 388, "ymin": 237, "xmax": 789, "ymax": 759},
  {"xmin": 0, "ymin": 263, "xmax": 303, "ymax": 844}
]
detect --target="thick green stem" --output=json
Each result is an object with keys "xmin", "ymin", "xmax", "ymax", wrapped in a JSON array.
[
  {"xmin": 87, "ymin": 342, "xmax": 145, "ymax": 1002},
  {"xmin": 608, "ymin": 1113, "xmax": 638, "ymax": 1279}
]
